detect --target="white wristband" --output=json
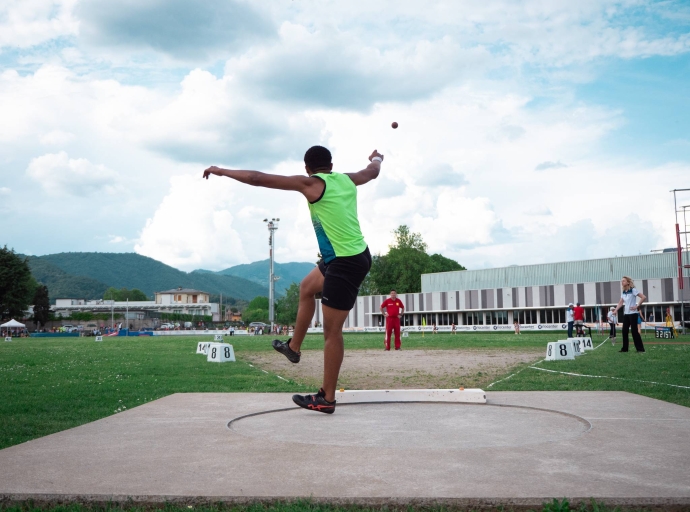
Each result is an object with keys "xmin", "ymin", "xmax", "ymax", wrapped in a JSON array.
[{"xmin": 371, "ymin": 156, "xmax": 382, "ymax": 163}]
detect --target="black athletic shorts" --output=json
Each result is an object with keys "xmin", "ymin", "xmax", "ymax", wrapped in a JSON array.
[{"xmin": 318, "ymin": 247, "xmax": 372, "ymax": 311}]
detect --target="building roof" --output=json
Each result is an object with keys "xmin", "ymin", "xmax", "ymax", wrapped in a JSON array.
[
  {"xmin": 156, "ymin": 288, "xmax": 208, "ymax": 295},
  {"xmin": 421, "ymin": 252, "xmax": 688, "ymax": 292}
]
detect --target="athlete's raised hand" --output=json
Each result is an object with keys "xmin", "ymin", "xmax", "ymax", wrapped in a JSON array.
[{"xmin": 369, "ymin": 150, "xmax": 384, "ymax": 162}]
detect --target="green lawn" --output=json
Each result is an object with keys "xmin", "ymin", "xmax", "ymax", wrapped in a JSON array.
[
  {"xmin": 0, "ymin": 335, "xmax": 309, "ymax": 450},
  {"xmin": 488, "ymin": 337, "xmax": 690, "ymax": 408},
  {"xmin": 0, "ymin": 497, "xmax": 655, "ymax": 512},
  {"xmin": 1, "ymin": 331, "xmax": 688, "ymax": 451}
]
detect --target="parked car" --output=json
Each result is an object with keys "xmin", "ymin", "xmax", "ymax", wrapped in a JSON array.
[
  {"xmin": 249, "ymin": 322, "xmax": 269, "ymax": 328},
  {"xmin": 62, "ymin": 324, "xmax": 75, "ymax": 332},
  {"xmin": 159, "ymin": 323, "xmax": 175, "ymax": 330}
]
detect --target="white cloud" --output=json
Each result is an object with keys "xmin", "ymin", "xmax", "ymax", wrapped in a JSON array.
[
  {"xmin": 40, "ymin": 130, "xmax": 76, "ymax": 145},
  {"xmin": 1, "ymin": 1, "xmax": 689, "ymax": 270},
  {"xmin": 525, "ymin": 206, "xmax": 553, "ymax": 216},
  {"xmin": 419, "ymin": 164, "xmax": 469, "ymax": 188},
  {"xmin": 108, "ymin": 235, "xmax": 130, "ymax": 244},
  {"xmin": 25, "ymin": 151, "xmax": 122, "ymax": 196},
  {"xmin": 119, "ymin": 68, "xmax": 323, "ymax": 167},
  {"xmin": 135, "ymin": 173, "xmax": 248, "ymax": 271},
  {"xmin": 0, "ymin": 0, "xmax": 79, "ymax": 49},
  {"xmin": 0, "ymin": 187, "xmax": 10, "ymax": 195},
  {"xmin": 535, "ymin": 161, "xmax": 568, "ymax": 171}
]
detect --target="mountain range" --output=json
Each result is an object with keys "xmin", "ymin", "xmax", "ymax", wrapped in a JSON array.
[
  {"xmin": 194, "ymin": 259, "xmax": 315, "ymax": 296},
  {"xmin": 21, "ymin": 252, "xmax": 311, "ymax": 304}
]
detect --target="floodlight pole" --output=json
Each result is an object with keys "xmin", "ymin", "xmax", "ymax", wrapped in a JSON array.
[
  {"xmin": 671, "ymin": 188, "xmax": 690, "ymax": 335},
  {"xmin": 264, "ymin": 218, "xmax": 280, "ymax": 331}
]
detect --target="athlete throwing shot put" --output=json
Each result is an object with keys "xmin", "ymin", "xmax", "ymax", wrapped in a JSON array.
[{"xmin": 203, "ymin": 145, "xmax": 380, "ymax": 414}]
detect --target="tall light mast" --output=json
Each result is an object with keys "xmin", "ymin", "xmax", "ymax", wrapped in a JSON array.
[{"xmin": 263, "ymin": 218, "xmax": 280, "ymax": 329}]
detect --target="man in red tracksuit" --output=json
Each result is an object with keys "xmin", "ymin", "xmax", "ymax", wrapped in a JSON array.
[{"xmin": 380, "ymin": 290, "xmax": 405, "ymax": 350}]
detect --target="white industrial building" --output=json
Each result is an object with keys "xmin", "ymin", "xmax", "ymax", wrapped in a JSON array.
[
  {"xmin": 53, "ymin": 288, "xmax": 220, "ymax": 324},
  {"xmin": 310, "ymin": 252, "xmax": 689, "ymax": 330}
]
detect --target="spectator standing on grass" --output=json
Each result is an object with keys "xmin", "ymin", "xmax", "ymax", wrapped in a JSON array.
[
  {"xmin": 613, "ymin": 276, "xmax": 646, "ymax": 353},
  {"xmin": 566, "ymin": 303, "xmax": 574, "ymax": 338},
  {"xmin": 607, "ymin": 306, "xmax": 617, "ymax": 345},
  {"xmin": 380, "ymin": 289, "xmax": 405, "ymax": 350},
  {"xmin": 513, "ymin": 318, "xmax": 520, "ymax": 335},
  {"xmin": 451, "ymin": 323, "xmax": 456, "ymax": 334},
  {"xmin": 573, "ymin": 302, "xmax": 585, "ymax": 336}
]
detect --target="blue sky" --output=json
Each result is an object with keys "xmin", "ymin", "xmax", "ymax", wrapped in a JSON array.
[{"xmin": 0, "ymin": 0, "xmax": 689, "ymax": 271}]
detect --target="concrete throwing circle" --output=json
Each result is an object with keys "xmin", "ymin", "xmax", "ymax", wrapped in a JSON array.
[{"xmin": 229, "ymin": 403, "xmax": 591, "ymax": 450}]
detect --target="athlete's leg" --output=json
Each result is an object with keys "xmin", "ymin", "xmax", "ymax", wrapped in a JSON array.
[
  {"xmin": 289, "ymin": 266, "xmax": 324, "ymax": 353},
  {"xmin": 321, "ymin": 305, "xmax": 350, "ymax": 402},
  {"xmin": 384, "ymin": 317, "xmax": 392, "ymax": 350},
  {"xmin": 631, "ymin": 320, "xmax": 645, "ymax": 352},
  {"xmin": 394, "ymin": 318, "xmax": 401, "ymax": 349},
  {"xmin": 621, "ymin": 315, "xmax": 631, "ymax": 351}
]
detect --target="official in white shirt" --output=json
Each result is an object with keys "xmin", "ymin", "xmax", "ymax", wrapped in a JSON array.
[
  {"xmin": 566, "ymin": 303, "xmax": 574, "ymax": 338},
  {"xmin": 607, "ymin": 306, "xmax": 617, "ymax": 345},
  {"xmin": 613, "ymin": 276, "xmax": 647, "ymax": 353}
]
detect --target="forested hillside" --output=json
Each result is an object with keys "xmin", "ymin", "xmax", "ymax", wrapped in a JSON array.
[
  {"xmin": 29, "ymin": 252, "xmax": 269, "ymax": 302},
  {"xmin": 198, "ymin": 259, "xmax": 315, "ymax": 295},
  {"xmin": 25, "ymin": 257, "xmax": 110, "ymax": 301}
]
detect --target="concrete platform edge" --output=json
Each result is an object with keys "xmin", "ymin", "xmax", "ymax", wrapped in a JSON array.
[{"xmin": 2, "ymin": 494, "xmax": 690, "ymax": 511}]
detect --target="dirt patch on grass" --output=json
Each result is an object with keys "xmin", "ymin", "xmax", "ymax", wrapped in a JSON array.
[{"xmin": 243, "ymin": 349, "xmax": 544, "ymax": 390}]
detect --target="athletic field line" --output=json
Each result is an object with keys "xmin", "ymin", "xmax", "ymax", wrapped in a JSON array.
[
  {"xmin": 487, "ymin": 356, "xmax": 546, "ymax": 388},
  {"xmin": 528, "ymin": 366, "xmax": 690, "ymax": 390},
  {"xmin": 245, "ymin": 361, "xmax": 290, "ymax": 383},
  {"xmin": 593, "ymin": 338, "xmax": 609, "ymax": 350}
]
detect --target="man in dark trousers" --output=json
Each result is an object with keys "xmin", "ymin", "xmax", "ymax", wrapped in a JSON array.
[
  {"xmin": 380, "ymin": 290, "xmax": 405, "ymax": 350},
  {"xmin": 203, "ymin": 146, "xmax": 381, "ymax": 414}
]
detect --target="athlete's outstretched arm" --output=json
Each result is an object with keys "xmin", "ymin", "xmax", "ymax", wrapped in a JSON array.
[
  {"xmin": 346, "ymin": 150, "xmax": 383, "ymax": 186},
  {"xmin": 203, "ymin": 166, "xmax": 324, "ymax": 202}
]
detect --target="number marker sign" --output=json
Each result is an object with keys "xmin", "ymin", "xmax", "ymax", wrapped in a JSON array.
[
  {"xmin": 545, "ymin": 341, "xmax": 575, "ymax": 361},
  {"xmin": 207, "ymin": 343, "xmax": 235, "ymax": 363}
]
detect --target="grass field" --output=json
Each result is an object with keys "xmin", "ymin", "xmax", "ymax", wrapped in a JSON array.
[
  {"xmin": 0, "ymin": 497, "xmax": 654, "ymax": 512},
  {"xmin": 1, "ymin": 331, "xmax": 688, "ymax": 451},
  {"xmin": 0, "ymin": 498, "xmax": 660, "ymax": 512}
]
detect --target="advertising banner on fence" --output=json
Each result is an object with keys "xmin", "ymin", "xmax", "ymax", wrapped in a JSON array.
[{"xmin": 308, "ymin": 323, "xmax": 570, "ymax": 334}]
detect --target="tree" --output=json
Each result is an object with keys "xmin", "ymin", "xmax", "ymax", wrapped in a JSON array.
[
  {"xmin": 32, "ymin": 284, "xmax": 52, "ymax": 328},
  {"xmin": 366, "ymin": 226, "xmax": 466, "ymax": 294},
  {"xmin": 243, "ymin": 308, "xmax": 269, "ymax": 324},
  {"xmin": 426, "ymin": 253, "xmax": 465, "ymax": 273},
  {"xmin": 275, "ymin": 282, "xmax": 300, "ymax": 324},
  {"xmin": 242, "ymin": 295, "xmax": 270, "ymax": 324},
  {"xmin": 0, "ymin": 246, "xmax": 35, "ymax": 321},
  {"xmin": 103, "ymin": 287, "xmax": 149, "ymax": 301},
  {"xmin": 248, "ymin": 296, "xmax": 269, "ymax": 310},
  {"xmin": 392, "ymin": 225, "xmax": 427, "ymax": 252}
]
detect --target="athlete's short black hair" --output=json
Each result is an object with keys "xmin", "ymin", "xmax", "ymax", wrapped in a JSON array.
[
  {"xmin": 390, "ymin": 289, "xmax": 396, "ymax": 293},
  {"xmin": 304, "ymin": 145, "xmax": 332, "ymax": 171}
]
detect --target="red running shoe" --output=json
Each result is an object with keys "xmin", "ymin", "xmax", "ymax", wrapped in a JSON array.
[{"xmin": 292, "ymin": 388, "xmax": 336, "ymax": 414}]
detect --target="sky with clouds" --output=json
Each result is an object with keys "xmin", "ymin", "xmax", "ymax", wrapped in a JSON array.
[{"xmin": 1, "ymin": 0, "xmax": 689, "ymax": 272}]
